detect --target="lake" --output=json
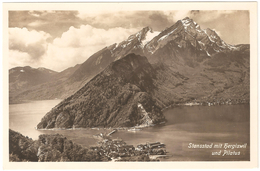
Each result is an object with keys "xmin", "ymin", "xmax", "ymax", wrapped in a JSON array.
[{"xmin": 9, "ymin": 100, "xmax": 250, "ymax": 161}]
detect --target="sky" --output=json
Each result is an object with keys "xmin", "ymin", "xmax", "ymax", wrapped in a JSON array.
[{"xmin": 9, "ymin": 10, "xmax": 249, "ymax": 72}]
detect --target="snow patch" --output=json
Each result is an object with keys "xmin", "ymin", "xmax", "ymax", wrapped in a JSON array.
[
  {"xmin": 181, "ymin": 19, "xmax": 190, "ymax": 26},
  {"xmin": 205, "ymin": 51, "xmax": 211, "ymax": 56},
  {"xmin": 142, "ymin": 31, "xmax": 160, "ymax": 45},
  {"xmin": 197, "ymin": 29, "xmax": 202, "ymax": 33},
  {"xmin": 198, "ymin": 41, "xmax": 205, "ymax": 46},
  {"xmin": 227, "ymin": 44, "xmax": 238, "ymax": 50},
  {"xmin": 158, "ymin": 35, "xmax": 168, "ymax": 42},
  {"xmin": 112, "ymin": 43, "xmax": 118, "ymax": 51},
  {"xmin": 203, "ymin": 30, "xmax": 215, "ymax": 43},
  {"xmin": 213, "ymin": 48, "xmax": 220, "ymax": 52},
  {"xmin": 121, "ymin": 44, "xmax": 126, "ymax": 48},
  {"xmin": 95, "ymin": 55, "xmax": 103, "ymax": 65},
  {"xmin": 146, "ymin": 46, "xmax": 155, "ymax": 54},
  {"xmin": 128, "ymin": 36, "xmax": 135, "ymax": 41},
  {"xmin": 158, "ymin": 28, "xmax": 177, "ymax": 42}
]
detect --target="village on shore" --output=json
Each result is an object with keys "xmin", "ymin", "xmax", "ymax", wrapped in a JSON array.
[{"xmin": 184, "ymin": 98, "xmax": 248, "ymax": 106}]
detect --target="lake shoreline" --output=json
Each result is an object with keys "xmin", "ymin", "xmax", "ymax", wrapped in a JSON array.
[{"xmin": 33, "ymin": 100, "xmax": 249, "ymax": 131}]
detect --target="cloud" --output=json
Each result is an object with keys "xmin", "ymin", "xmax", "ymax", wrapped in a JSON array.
[
  {"xmin": 43, "ymin": 25, "xmax": 139, "ymax": 71},
  {"xmin": 9, "ymin": 50, "xmax": 34, "ymax": 69},
  {"xmin": 9, "ymin": 27, "xmax": 51, "ymax": 70},
  {"xmin": 77, "ymin": 11, "xmax": 174, "ymax": 31},
  {"xmin": 28, "ymin": 11, "xmax": 41, "ymax": 17},
  {"xmin": 9, "ymin": 25, "xmax": 140, "ymax": 71},
  {"xmin": 28, "ymin": 10, "xmax": 56, "ymax": 17},
  {"xmin": 53, "ymin": 25, "xmax": 138, "ymax": 47},
  {"xmin": 172, "ymin": 11, "xmax": 190, "ymax": 21},
  {"xmin": 27, "ymin": 20, "xmax": 47, "ymax": 27},
  {"xmin": 187, "ymin": 10, "xmax": 249, "ymax": 44},
  {"xmin": 9, "ymin": 27, "xmax": 51, "ymax": 60},
  {"xmin": 189, "ymin": 10, "xmax": 237, "ymax": 23},
  {"xmin": 9, "ymin": 11, "xmax": 81, "ymax": 39}
]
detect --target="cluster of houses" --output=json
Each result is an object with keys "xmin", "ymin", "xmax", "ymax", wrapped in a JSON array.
[
  {"xmin": 136, "ymin": 142, "xmax": 166, "ymax": 155},
  {"xmin": 184, "ymin": 98, "xmax": 248, "ymax": 106},
  {"xmin": 204, "ymin": 98, "xmax": 248, "ymax": 106},
  {"xmin": 89, "ymin": 139, "xmax": 166, "ymax": 159}
]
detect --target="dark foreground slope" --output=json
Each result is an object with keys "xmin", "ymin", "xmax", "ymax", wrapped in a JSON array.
[
  {"xmin": 9, "ymin": 129, "xmax": 104, "ymax": 162},
  {"xmin": 37, "ymin": 54, "xmax": 166, "ymax": 129}
]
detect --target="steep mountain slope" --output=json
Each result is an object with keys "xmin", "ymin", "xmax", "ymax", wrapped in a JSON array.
[{"xmin": 37, "ymin": 54, "xmax": 166, "ymax": 129}]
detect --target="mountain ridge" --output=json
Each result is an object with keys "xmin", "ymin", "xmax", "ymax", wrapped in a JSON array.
[{"xmin": 9, "ymin": 17, "xmax": 250, "ymax": 107}]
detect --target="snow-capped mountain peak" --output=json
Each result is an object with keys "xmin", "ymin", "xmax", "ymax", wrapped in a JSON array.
[
  {"xmin": 142, "ymin": 17, "xmax": 239, "ymax": 56},
  {"xmin": 181, "ymin": 17, "xmax": 199, "ymax": 29},
  {"xmin": 110, "ymin": 26, "xmax": 160, "ymax": 60}
]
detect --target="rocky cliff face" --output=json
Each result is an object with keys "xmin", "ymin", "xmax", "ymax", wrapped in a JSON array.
[{"xmin": 37, "ymin": 54, "xmax": 166, "ymax": 129}]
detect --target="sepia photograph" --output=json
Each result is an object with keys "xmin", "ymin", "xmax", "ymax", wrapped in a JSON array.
[{"xmin": 2, "ymin": 2, "xmax": 258, "ymax": 169}]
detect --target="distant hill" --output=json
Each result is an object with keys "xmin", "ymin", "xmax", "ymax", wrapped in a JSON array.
[
  {"xmin": 9, "ymin": 64, "xmax": 81, "ymax": 103},
  {"xmin": 9, "ymin": 66, "xmax": 57, "ymax": 92},
  {"xmin": 9, "ymin": 66, "xmax": 58, "ymax": 102}
]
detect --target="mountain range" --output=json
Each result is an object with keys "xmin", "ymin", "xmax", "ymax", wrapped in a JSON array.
[{"xmin": 9, "ymin": 17, "xmax": 250, "ymax": 128}]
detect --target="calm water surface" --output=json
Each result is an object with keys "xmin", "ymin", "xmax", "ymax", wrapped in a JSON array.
[{"xmin": 9, "ymin": 100, "xmax": 250, "ymax": 161}]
